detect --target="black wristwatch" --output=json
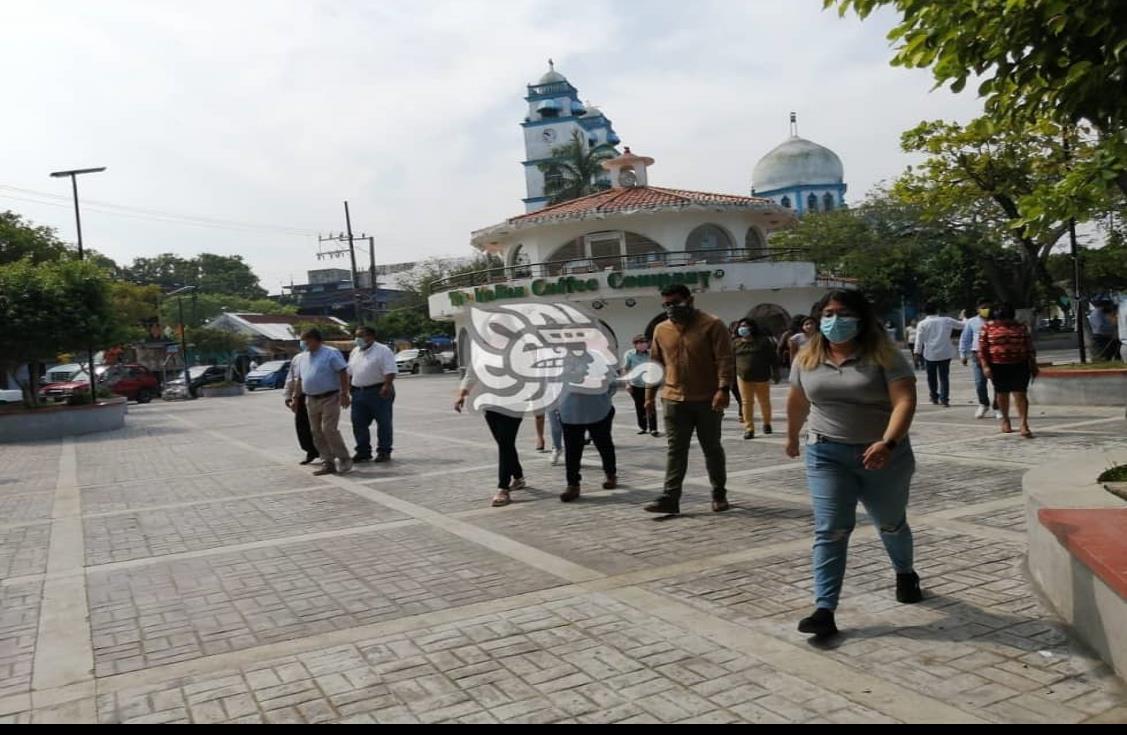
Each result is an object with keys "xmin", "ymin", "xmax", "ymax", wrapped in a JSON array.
[{"xmin": 883, "ymin": 438, "xmax": 898, "ymax": 450}]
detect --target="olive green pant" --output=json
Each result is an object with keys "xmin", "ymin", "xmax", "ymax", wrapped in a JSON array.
[{"xmin": 661, "ymin": 399, "xmax": 727, "ymax": 500}]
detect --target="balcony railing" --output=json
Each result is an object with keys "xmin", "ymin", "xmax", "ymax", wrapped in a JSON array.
[{"xmin": 430, "ymin": 248, "xmax": 809, "ymax": 293}]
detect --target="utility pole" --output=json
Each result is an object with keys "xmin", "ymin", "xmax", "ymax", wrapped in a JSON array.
[
  {"xmin": 343, "ymin": 201, "xmax": 362, "ymax": 324},
  {"xmin": 50, "ymin": 166, "xmax": 106, "ymax": 403},
  {"xmin": 318, "ymin": 210, "xmax": 378, "ymax": 324},
  {"xmin": 1062, "ymin": 133, "xmax": 1087, "ymax": 363}
]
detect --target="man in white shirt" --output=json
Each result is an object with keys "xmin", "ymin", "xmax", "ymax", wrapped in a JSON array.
[
  {"xmin": 959, "ymin": 299, "xmax": 1001, "ymax": 419},
  {"xmin": 348, "ymin": 326, "xmax": 398, "ymax": 462},
  {"xmin": 913, "ymin": 303, "xmax": 964, "ymax": 407}
]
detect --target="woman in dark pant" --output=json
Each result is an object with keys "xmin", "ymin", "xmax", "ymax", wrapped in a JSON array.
[
  {"xmin": 454, "ymin": 377, "xmax": 525, "ymax": 507},
  {"xmin": 558, "ymin": 386, "xmax": 617, "ymax": 502}
]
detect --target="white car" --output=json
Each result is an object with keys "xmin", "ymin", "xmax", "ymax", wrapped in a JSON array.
[
  {"xmin": 395, "ymin": 348, "xmax": 433, "ymax": 375},
  {"xmin": 0, "ymin": 388, "xmax": 23, "ymax": 405}
]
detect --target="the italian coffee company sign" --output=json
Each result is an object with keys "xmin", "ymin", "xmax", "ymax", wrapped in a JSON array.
[{"xmin": 447, "ymin": 268, "xmax": 725, "ymax": 307}]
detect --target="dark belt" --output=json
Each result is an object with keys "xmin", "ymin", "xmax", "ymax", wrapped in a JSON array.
[
  {"xmin": 351, "ymin": 382, "xmax": 388, "ymax": 391},
  {"xmin": 307, "ymin": 390, "xmax": 339, "ymax": 399}
]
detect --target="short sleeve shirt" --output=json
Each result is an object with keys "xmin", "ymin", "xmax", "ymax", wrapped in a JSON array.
[
  {"xmin": 790, "ymin": 350, "xmax": 915, "ymax": 444},
  {"xmin": 299, "ymin": 346, "xmax": 347, "ymax": 395}
]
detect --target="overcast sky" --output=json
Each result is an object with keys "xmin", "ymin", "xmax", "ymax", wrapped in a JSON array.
[{"xmin": 1, "ymin": 0, "xmax": 984, "ymax": 295}]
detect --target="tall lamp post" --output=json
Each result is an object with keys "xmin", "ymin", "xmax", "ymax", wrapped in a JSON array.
[
  {"xmin": 166, "ymin": 285, "xmax": 197, "ymax": 396},
  {"xmin": 50, "ymin": 166, "xmax": 106, "ymax": 404}
]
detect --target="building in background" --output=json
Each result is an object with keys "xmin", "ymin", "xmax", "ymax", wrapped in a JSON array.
[
  {"xmin": 752, "ymin": 113, "xmax": 847, "ymax": 216},
  {"xmin": 284, "ymin": 268, "xmax": 405, "ymax": 321},
  {"xmin": 521, "ymin": 61, "xmax": 621, "ymax": 212}
]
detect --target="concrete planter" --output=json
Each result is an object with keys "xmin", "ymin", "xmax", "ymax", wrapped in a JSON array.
[
  {"xmin": 0, "ymin": 396, "xmax": 127, "ymax": 442},
  {"xmin": 199, "ymin": 384, "xmax": 245, "ymax": 398},
  {"xmin": 1029, "ymin": 367, "xmax": 1127, "ymax": 407},
  {"xmin": 1025, "ymin": 447, "xmax": 1127, "ymax": 681}
]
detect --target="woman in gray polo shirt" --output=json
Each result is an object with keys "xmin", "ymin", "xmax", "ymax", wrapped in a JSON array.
[{"xmin": 785, "ymin": 290, "xmax": 922, "ymax": 638}]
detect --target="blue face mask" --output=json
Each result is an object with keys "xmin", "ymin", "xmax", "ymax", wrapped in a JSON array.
[
  {"xmin": 737, "ymin": 326, "xmax": 751, "ymax": 337},
  {"xmin": 820, "ymin": 315, "xmax": 860, "ymax": 344}
]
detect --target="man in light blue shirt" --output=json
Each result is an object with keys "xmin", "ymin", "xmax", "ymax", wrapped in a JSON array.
[
  {"xmin": 295, "ymin": 328, "xmax": 352, "ymax": 475},
  {"xmin": 959, "ymin": 299, "xmax": 999, "ymax": 419}
]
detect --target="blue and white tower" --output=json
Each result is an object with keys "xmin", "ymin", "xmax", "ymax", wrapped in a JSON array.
[
  {"xmin": 752, "ymin": 113, "xmax": 847, "ymax": 216},
  {"xmin": 521, "ymin": 60, "xmax": 621, "ymax": 212}
]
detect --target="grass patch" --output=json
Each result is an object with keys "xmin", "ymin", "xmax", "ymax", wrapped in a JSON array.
[
  {"xmin": 1099, "ymin": 465, "xmax": 1127, "ymax": 483},
  {"xmin": 1045, "ymin": 361, "xmax": 1125, "ymax": 371}
]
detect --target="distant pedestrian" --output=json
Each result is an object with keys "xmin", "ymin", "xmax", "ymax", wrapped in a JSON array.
[
  {"xmin": 978, "ymin": 302, "xmax": 1038, "ymax": 438},
  {"xmin": 623, "ymin": 335, "xmax": 659, "ymax": 436},
  {"xmin": 283, "ymin": 343, "xmax": 318, "ymax": 465},
  {"xmin": 454, "ymin": 374, "xmax": 525, "ymax": 507},
  {"xmin": 959, "ymin": 300, "xmax": 1001, "ymax": 420},
  {"xmin": 1089, "ymin": 301, "xmax": 1119, "ymax": 361},
  {"xmin": 913, "ymin": 303, "xmax": 963, "ymax": 406},
  {"xmin": 548, "ymin": 409, "xmax": 564, "ymax": 465},
  {"xmin": 786, "ymin": 289, "xmax": 921, "ymax": 639},
  {"xmin": 644, "ymin": 284, "xmax": 734, "ymax": 515},
  {"xmin": 728, "ymin": 321, "xmax": 744, "ymax": 422},
  {"xmin": 905, "ymin": 319, "xmax": 922, "ymax": 370},
  {"xmin": 732, "ymin": 319, "xmax": 779, "ymax": 439},
  {"xmin": 533, "ymin": 412, "xmax": 548, "ymax": 452},
  {"xmin": 249, "ymin": 359, "xmax": 259, "ymax": 372},
  {"xmin": 789, "ymin": 317, "xmax": 817, "ymax": 364},
  {"xmin": 348, "ymin": 326, "xmax": 398, "ymax": 463},
  {"xmin": 295, "ymin": 328, "xmax": 352, "ymax": 476},
  {"xmin": 557, "ymin": 378, "xmax": 617, "ymax": 503}
]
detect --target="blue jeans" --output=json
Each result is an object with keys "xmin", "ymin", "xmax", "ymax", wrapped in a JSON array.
[
  {"xmin": 970, "ymin": 355, "xmax": 995, "ymax": 408},
  {"xmin": 350, "ymin": 384, "xmax": 394, "ymax": 457},
  {"xmin": 925, "ymin": 359, "xmax": 951, "ymax": 403},
  {"xmin": 805, "ymin": 438, "xmax": 916, "ymax": 610},
  {"xmin": 548, "ymin": 410, "xmax": 563, "ymax": 451}
]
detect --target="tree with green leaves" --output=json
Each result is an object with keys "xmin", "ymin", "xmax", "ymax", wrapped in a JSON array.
[
  {"xmin": 0, "ymin": 211, "xmax": 70, "ymax": 265},
  {"xmin": 124, "ymin": 252, "xmax": 267, "ymax": 298},
  {"xmin": 158, "ymin": 292, "xmax": 295, "ymax": 330},
  {"xmin": 539, "ymin": 130, "xmax": 616, "ymax": 204},
  {"xmin": 0, "ymin": 258, "xmax": 122, "ymax": 405},
  {"xmin": 828, "ymin": 0, "xmax": 1127, "ymax": 216}
]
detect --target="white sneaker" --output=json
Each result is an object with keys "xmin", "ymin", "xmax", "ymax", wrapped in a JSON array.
[
  {"xmin": 994, "ymin": 410, "xmax": 1003, "ymax": 420},
  {"xmin": 510, "ymin": 477, "xmax": 527, "ymax": 491},
  {"xmin": 974, "ymin": 405, "xmax": 988, "ymax": 419},
  {"xmin": 550, "ymin": 448, "xmax": 561, "ymax": 466}
]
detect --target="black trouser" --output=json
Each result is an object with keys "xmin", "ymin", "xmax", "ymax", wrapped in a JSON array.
[
  {"xmin": 730, "ymin": 381, "xmax": 742, "ymax": 419},
  {"xmin": 629, "ymin": 386, "xmax": 657, "ymax": 432},
  {"xmin": 662, "ymin": 400, "xmax": 726, "ymax": 501},
  {"xmin": 562, "ymin": 408, "xmax": 616, "ymax": 487},
  {"xmin": 295, "ymin": 398, "xmax": 318, "ymax": 458},
  {"xmin": 484, "ymin": 410, "xmax": 523, "ymax": 490},
  {"xmin": 925, "ymin": 359, "xmax": 951, "ymax": 403}
]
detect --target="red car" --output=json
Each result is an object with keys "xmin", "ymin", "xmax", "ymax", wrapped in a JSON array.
[{"xmin": 39, "ymin": 363, "xmax": 160, "ymax": 404}]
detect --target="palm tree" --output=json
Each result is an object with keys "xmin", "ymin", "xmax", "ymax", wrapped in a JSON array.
[{"xmin": 539, "ymin": 130, "xmax": 617, "ymax": 204}]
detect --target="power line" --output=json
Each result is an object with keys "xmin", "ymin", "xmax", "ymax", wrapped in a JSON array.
[{"xmin": 0, "ymin": 184, "xmax": 320, "ymax": 236}]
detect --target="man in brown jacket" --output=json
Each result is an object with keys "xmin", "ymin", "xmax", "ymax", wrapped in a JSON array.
[{"xmin": 644, "ymin": 283, "xmax": 735, "ymax": 514}]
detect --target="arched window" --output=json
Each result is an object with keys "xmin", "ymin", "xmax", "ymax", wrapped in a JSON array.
[
  {"xmin": 624, "ymin": 231, "xmax": 665, "ymax": 267},
  {"xmin": 822, "ymin": 192, "xmax": 835, "ymax": 212},
  {"xmin": 509, "ymin": 244, "xmax": 532, "ymax": 278},
  {"xmin": 745, "ymin": 227, "xmax": 767, "ymax": 259},
  {"xmin": 745, "ymin": 303, "xmax": 792, "ymax": 338},
  {"xmin": 685, "ymin": 224, "xmax": 735, "ymax": 264},
  {"xmin": 547, "ymin": 232, "xmax": 667, "ymax": 275},
  {"xmin": 807, "ymin": 193, "xmax": 818, "ymax": 212},
  {"xmin": 780, "ymin": 195, "xmax": 791, "ymax": 209}
]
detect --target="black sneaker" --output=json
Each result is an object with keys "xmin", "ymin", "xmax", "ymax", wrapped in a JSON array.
[
  {"xmin": 763, "ymin": 424, "xmax": 773, "ymax": 435},
  {"xmin": 373, "ymin": 453, "xmax": 391, "ymax": 463},
  {"xmin": 643, "ymin": 497, "xmax": 680, "ymax": 515},
  {"xmin": 637, "ymin": 429, "xmax": 649, "ymax": 435},
  {"xmin": 351, "ymin": 453, "xmax": 372, "ymax": 462},
  {"xmin": 896, "ymin": 572, "xmax": 923, "ymax": 603},
  {"xmin": 743, "ymin": 430, "xmax": 754, "ymax": 440},
  {"xmin": 797, "ymin": 608, "xmax": 838, "ymax": 637},
  {"xmin": 650, "ymin": 430, "xmax": 661, "ymax": 438}
]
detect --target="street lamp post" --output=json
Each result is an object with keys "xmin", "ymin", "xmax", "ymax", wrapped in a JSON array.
[
  {"xmin": 166, "ymin": 285, "xmax": 197, "ymax": 397},
  {"xmin": 50, "ymin": 166, "xmax": 106, "ymax": 404}
]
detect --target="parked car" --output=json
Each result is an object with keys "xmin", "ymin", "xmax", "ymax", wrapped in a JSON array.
[
  {"xmin": 0, "ymin": 388, "xmax": 23, "ymax": 405},
  {"xmin": 42, "ymin": 362, "xmax": 89, "ymax": 385},
  {"xmin": 436, "ymin": 350, "xmax": 457, "ymax": 370},
  {"xmin": 39, "ymin": 363, "xmax": 159, "ymax": 403},
  {"xmin": 161, "ymin": 365, "xmax": 231, "ymax": 399},
  {"xmin": 395, "ymin": 348, "xmax": 434, "ymax": 375},
  {"xmin": 245, "ymin": 360, "xmax": 290, "ymax": 391}
]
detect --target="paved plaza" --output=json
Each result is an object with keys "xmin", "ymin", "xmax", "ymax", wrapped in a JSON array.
[{"xmin": 2, "ymin": 362, "xmax": 1126, "ymax": 723}]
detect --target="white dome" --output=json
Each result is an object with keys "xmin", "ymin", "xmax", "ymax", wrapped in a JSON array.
[
  {"xmin": 539, "ymin": 65, "xmax": 566, "ymax": 84},
  {"xmin": 752, "ymin": 135, "xmax": 844, "ymax": 192}
]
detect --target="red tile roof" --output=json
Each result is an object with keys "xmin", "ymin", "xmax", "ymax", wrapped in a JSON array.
[{"xmin": 509, "ymin": 186, "xmax": 778, "ymax": 225}]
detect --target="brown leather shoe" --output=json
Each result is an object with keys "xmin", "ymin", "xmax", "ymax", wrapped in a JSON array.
[
  {"xmin": 712, "ymin": 498, "xmax": 731, "ymax": 512},
  {"xmin": 602, "ymin": 474, "xmax": 617, "ymax": 490},
  {"xmin": 560, "ymin": 485, "xmax": 581, "ymax": 502}
]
